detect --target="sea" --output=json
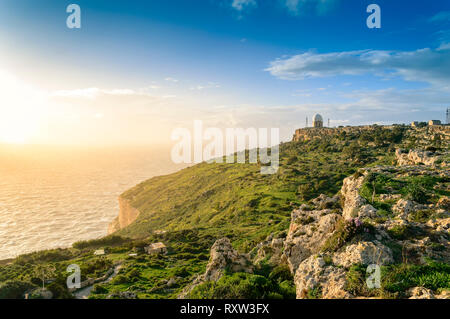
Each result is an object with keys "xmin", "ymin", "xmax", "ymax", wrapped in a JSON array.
[{"xmin": 0, "ymin": 144, "xmax": 186, "ymax": 260}]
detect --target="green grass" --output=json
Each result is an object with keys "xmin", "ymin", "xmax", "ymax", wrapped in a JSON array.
[{"xmin": 344, "ymin": 261, "xmax": 450, "ymax": 298}]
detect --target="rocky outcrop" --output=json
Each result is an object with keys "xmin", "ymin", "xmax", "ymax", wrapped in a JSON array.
[
  {"xmin": 340, "ymin": 172, "xmax": 368, "ymax": 219},
  {"xmin": 202, "ymin": 238, "xmax": 253, "ymax": 281},
  {"xmin": 179, "ymin": 238, "xmax": 253, "ymax": 298},
  {"xmin": 283, "ymin": 207, "xmax": 341, "ymax": 273},
  {"xmin": 408, "ymin": 286, "xmax": 450, "ymax": 299},
  {"xmin": 392, "ymin": 199, "xmax": 427, "ymax": 220},
  {"xmin": 108, "ymin": 197, "xmax": 141, "ymax": 234},
  {"xmin": 254, "ymin": 235, "xmax": 284, "ymax": 266},
  {"xmin": 408, "ymin": 287, "xmax": 436, "ymax": 299},
  {"xmin": 331, "ymin": 241, "xmax": 393, "ymax": 268},
  {"xmin": 294, "ymin": 255, "xmax": 352, "ymax": 299},
  {"xmin": 395, "ymin": 149, "xmax": 440, "ymax": 166}
]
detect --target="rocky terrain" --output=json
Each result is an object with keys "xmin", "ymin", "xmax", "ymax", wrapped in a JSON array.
[{"xmin": 178, "ymin": 125, "xmax": 449, "ymax": 299}]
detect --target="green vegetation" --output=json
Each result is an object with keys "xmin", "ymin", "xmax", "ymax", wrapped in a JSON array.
[
  {"xmin": 345, "ymin": 261, "xmax": 450, "ymax": 298},
  {"xmin": 383, "ymin": 262, "xmax": 450, "ymax": 296},
  {"xmin": 73, "ymin": 235, "xmax": 132, "ymax": 250},
  {"xmin": 188, "ymin": 264, "xmax": 296, "ymax": 299},
  {"xmin": 321, "ymin": 218, "xmax": 361, "ymax": 253}
]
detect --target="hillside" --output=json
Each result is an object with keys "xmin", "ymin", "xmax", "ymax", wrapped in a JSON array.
[
  {"xmin": 111, "ymin": 125, "xmax": 410, "ymax": 244},
  {"xmin": 0, "ymin": 124, "xmax": 448, "ymax": 299}
]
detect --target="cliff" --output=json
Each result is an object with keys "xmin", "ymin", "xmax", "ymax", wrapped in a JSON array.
[
  {"xmin": 107, "ymin": 196, "xmax": 141, "ymax": 234},
  {"xmin": 292, "ymin": 124, "xmax": 450, "ymax": 142}
]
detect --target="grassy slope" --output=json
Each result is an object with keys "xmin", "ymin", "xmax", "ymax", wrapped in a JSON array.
[{"xmin": 116, "ymin": 128, "xmax": 390, "ymax": 250}]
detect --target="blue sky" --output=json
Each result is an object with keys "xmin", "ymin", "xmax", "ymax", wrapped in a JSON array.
[{"xmin": 0, "ymin": 0, "xmax": 449, "ymax": 144}]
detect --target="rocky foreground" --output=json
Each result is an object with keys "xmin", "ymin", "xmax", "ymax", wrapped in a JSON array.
[{"xmin": 182, "ymin": 149, "xmax": 449, "ymax": 299}]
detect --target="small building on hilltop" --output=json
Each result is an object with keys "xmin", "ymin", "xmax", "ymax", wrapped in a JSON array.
[
  {"xmin": 312, "ymin": 114, "xmax": 323, "ymax": 128},
  {"xmin": 145, "ymin": 242, "xmax": 167, "ymax": 255}
]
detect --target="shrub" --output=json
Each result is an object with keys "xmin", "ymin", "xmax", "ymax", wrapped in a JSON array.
[
  {"xmin": 321, "ymin": 218, "xmax": 361, "ymax": 252},
  {"xmin": 111, "ymin": 274, "xmax": 129, "ymax": 285},
  {"xmin": 73, "ymin": 235, "xmax": 131, "ymax": 250},
  {"xmin": 0, "ymin": 280, "xmax": 37, "ymax": 299},
  {"xmin": 305, "ymin": 287, "xmax": 322, "ymax": 299},
  {"xmin": 188, "ymin": 272, "xmax": 295, "ymax": 299},
  {"xmin": 387, "ymin": 225, "xmax": 416, "ymax": 240},
  {"xmin": 405, "ymin": 183, "xmax": 429, "ymax": 204}
]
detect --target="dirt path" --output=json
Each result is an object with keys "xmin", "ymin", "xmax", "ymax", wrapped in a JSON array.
[{"xmin": 74, "ymin": 263, "xmax": 123, "ymax": 299}]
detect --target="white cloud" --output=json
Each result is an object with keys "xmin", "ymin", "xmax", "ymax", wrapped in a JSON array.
[
  {"xmin": 266, "ymin": 46, "xmax": 450, "ymax": 86},
  {"xmin": 231, "ymin": 0, "xmax": 257, "ymax": 11},
  {"xmin": 189, "ymin": 82, "xmax": 221, "ymax": 90},
  {"xmin": 429, "ymin": 11, "xmax": 450, "ymax": 23},
  {"xmin": 283, "ymin": 0, "xmax": 338, "ymax": 16}
]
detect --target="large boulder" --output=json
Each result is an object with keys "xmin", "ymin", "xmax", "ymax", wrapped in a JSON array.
[
  {"xmin": 178, "ymin": 238, "xmax": 253, "ymax": 298},
  {"xmin": 203, "ymin": 238, "xmax": 253, "ymax": 282},
  {"xmin": 294, "ymin": 255, "xmax": 352, "ymax": 299}
]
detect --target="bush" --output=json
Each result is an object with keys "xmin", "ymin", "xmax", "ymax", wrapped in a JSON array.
[
  {"xmin": 92, "ymin": 284, "xmax": 108, "ymax": 294},
  {"xmin": 46, "ymin": 281, "xmax": 73, "ymax": 299},
  {"xmin": 188, "ymin": 272, "xmax": 295, "ymax": 299},
  {"xmin": 112, "ymin": 274, "xmax": 129, "ymax": 285},
  {"xmin": 73, "ymin": 235, "xmax": 131, "ymax": 250},
  {"xmin": 321, "ymin": 218, "xmax": 361, "ymax": 252},
  {"xmin": 0, "ymin": 280, "xmax": 37, "ymax": 299},
  {"xmin": 405, "ymin": 183, "xmax": 429, "ymax": 204}
]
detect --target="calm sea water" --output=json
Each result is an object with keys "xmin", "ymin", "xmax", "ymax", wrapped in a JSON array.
[{"xmin": 0, "ymin": 145, "xmax": 186, "ymax": 260}]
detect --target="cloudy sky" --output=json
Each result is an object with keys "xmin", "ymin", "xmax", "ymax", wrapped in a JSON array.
[{"xmin": 0, "ymin": 0, "xmax": 449, "ymax": 145}]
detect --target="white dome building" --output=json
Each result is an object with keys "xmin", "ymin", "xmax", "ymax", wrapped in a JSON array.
[{"xmin": 312, "ymin": 114, "xmax": 323, "ymax": 128}]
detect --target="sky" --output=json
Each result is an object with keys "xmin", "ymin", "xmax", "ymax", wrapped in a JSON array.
[{"xmin": 0, "ymin": 0, "xmax": 449, "ymax": 145}]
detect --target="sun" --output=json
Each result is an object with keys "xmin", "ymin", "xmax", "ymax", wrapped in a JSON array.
[{"xmin": 0, "ymin": 70, "xmax": 44, "ymax": 144}]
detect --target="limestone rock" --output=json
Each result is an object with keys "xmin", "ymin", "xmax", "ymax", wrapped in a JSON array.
[
  {"xmin": 427, "ymin": 217, "xmax": 450, "ymax": 232},
  {"xmin": 379, "ymin": 194, "xmax": 402, "ymax": 201},
  {"xmin": 396, "ymin": 149, "xmax": 439, "ymax": 167},
  {"xmin": 340, "ymin": 173, "xmax": 367, "ymax": 219},
  {"xmin": 178, "ymin": 238, "xmax": 253, "ymax": 298},
  {"xmin": 254, "ymin": 237, "xmax": 284, "ymax": 266},
  {"xmin": 294, "ymin": 255, "xmax": 352, "ymax": 299},
  {"xmin": 332, "ymin": 242, "xmax": 394, "ymax": 268},
  {"xmin": 283, "ymin": 209, "xmax": 340, "ymax": 273},
  {"xmin": 358, "ymin": 204, "xmax": 378, "ymax": 219},
  {"xmin": 437, "ymin": 196, "xmax": 450, "ymax": 210},
  {"xmin": 408, "ymin": 287, "xmax": 435, "ymax": 299},
  {"xmin": 205, "ymin": 238, "xmax": 253, "ymax": 281},
  {"xmin": 436, "ymin": 290, "xmax": 450, "ymax": 299},
  {"xmin": 392, "ymin": 199, "xmax": 426, "ymax": 219}
]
